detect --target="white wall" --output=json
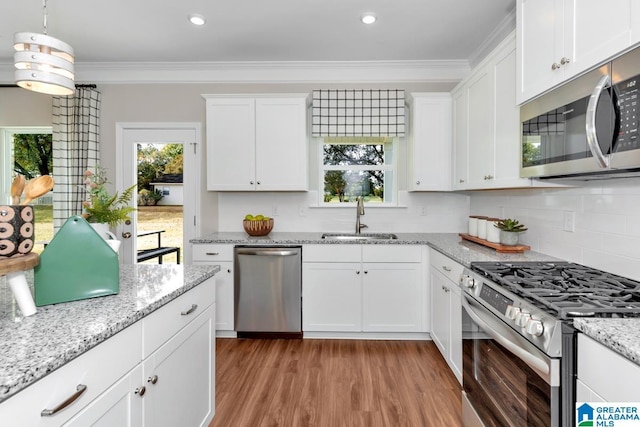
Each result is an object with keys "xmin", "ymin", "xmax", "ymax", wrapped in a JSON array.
[{"xmin": 469, "ymin": 178, "xmax": 640, "ymax": 280}]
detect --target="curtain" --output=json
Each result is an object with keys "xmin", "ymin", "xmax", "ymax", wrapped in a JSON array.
[
  {"xmin": 311, "ymin": 89, "xmax": 406, "ymax": 137},
  {"xmin": 52, "ymin": 86, "xmax": 101, "ymax": 231}
]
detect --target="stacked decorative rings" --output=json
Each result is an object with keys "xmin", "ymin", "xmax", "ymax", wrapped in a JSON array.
[{"xmin": 0, "ymin": 206, "xmax": 35, "ymax": 257}]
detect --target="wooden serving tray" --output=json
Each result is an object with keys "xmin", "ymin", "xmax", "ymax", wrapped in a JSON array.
[{"xmin": 459, "ymin": 233, "xmax": 530, "ymax": 253}]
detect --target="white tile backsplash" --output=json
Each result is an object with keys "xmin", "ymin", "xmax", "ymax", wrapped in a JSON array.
[
  {"xmin": 469, "ymin": 177, "xmax": 640, "ymax": 279},
  {"xmin": 218, "ymin": 191, "xmax": 469, "ymax": 234}
]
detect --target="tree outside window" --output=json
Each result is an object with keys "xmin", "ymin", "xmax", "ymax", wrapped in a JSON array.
[{"xmin": 321, "ymin": 138, "xmax": 395, "ymax": 204}]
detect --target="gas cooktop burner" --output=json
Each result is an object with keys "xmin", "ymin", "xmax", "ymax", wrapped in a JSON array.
[{"xmin": 470, "ymin": 261, "xmax": 640, "ymax": 319}]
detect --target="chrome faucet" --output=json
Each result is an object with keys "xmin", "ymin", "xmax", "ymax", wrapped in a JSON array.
[{"xmin": 355, "ymin": 196, "xmax": 368, "ymax": 234}]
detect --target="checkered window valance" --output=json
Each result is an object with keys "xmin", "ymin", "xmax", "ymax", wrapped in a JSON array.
[{"xmin": 311, "ymin": 89, "xmax": 405, "ymax": 137}]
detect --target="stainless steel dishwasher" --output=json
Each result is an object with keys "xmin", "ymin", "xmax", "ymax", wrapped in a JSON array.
[{"xmin": 234, "ymin": 246, "xmax": 302, "ymax": 338}]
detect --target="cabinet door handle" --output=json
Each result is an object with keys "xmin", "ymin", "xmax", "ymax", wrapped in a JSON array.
[
  {"xmin": 415, "ymin": 180, "xmax": 420, "ymax": 185},
  {"xmin": 551, "ymin": 62, "xmax": 560, "ymax": 70},
  {"xmin": 257, "ymin": 181, "xmax": 261, "ymax": 185},
  {"xmin": 181, "ymin": 304, "xmax": 198, "ymax": 316},
  {"xmin": 364, "ymin": 271, "xmax": 368, "ymax": 274},
  {"xmin": 356, "ymin": 271, "xmax": 360, "ymax": 275},
  {"xmin": 250, "ymin": 181, "xmax": 254, "ymax": 185},
  {"xmin": 147, "ymin": 375, "xmax": 159, "ymax": 385},
  {"xmin": 205, "ymin": 252, "xmax": 219, "ymax": 256},
  {"xmin": 41, "ymin": 384, "xmax": 87, "ymax": 416},
  {"xmin": 560, "ymin": 57, "xmax": 570, "ymax": 65},
  {"xmin": 227, "ymin": 269, "xmax": 232, "ymax": 273},
  {"xmin": 442, "ymin": 266, "xmax": 451, "ymax": 272},
  {"xmin": 459, "ymin": 179, "xmax": 465, "ymax": 183},
  {"xmin": 135, "ymin": 386, "xmax": 146, "ymax": 397}
]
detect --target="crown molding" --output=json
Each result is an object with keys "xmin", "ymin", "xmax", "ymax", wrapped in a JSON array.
[
  {"xmin": 468, "ymin": 7, "xmax": 517, "ymax": 68},
  {"xmin": 0, "ymin": 60, "xmax": 470, "ymax": 85}
]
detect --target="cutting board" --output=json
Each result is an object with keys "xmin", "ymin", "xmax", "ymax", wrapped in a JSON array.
[{"xmin": 34, "ymin": 216, "xmax": 119, "ymax": 306}]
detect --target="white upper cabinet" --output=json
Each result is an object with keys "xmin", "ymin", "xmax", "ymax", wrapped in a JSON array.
[
  {"xmin": 518, "ymin": 0, "xmax": 636, "ymax": 104},
  {"xmin": 204, "ymin": 94, "xmax": 308, "ymax": 191},
  {"xmin": 408, "ymin": 93, "xmax": 452, "ymax": 191},
  {"xmin": 453, "ymin": 32, "xmax": 532, "ymax": 190}
]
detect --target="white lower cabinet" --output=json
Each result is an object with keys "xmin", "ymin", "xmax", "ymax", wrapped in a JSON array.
[
  {"xmin": 302, "ymin": 244, "xmax": 425, "ymax": 334},
  {"xmin": 142, "ymin": 306, "xmax": 215, "ymax": 427},
  {"xmin": 64, "ymin": 365, "xmax": 143, "ymax": 427},
  {"xmin": 429, "ymin": 249, "xmax": 463, "ymax": 384},
  {"xmin": 0, "ymin": 279, "xmax": 216, "ymax": 427},
  {"xmin": 303, "ymin": 262, "xmax": 362, "ymax": 331},
  {"xmin": 192, "ymin": 244, "xmax": 235, "ymax": 332},
  {"xmin": 576, "ymin": 333, "xmax": 640, "ymax": 402}
]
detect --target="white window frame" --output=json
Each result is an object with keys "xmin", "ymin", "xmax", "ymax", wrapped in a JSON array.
[
  {"xmin": 0, "ymin": 126, "xmax": 52, "ymax": 205},
  {"xmin": 318, "ymin": 138, "xmax": 398, "ymax": 206}
]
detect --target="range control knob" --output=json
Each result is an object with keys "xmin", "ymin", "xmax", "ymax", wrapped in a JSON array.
[
  {"xmin": 505, "ymin": 305, "xmax": 521, "ymax": 320},
  {"xmin": 515, "ymin": 311, "xmax": 531, "ymax": 328},
  {"xmin": 525, "ymin": 319, "xmax": 544, "ymax": 337},
  {"xmin": 459, "ymin": 274, "xmax": 476, "ymax": 289}
]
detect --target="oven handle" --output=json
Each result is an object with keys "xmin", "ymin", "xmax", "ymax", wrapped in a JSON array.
[
  {"xmin": 461, "ymin": 294, "xmax": 550, "ymax": 377},
  {"xmin": 586, "ymin": 74, "xmax": 611, "ymax": 168}
]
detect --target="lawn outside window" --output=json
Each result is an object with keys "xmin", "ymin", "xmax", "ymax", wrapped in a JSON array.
[{"xmin": 320, "ymin": 137, "xmax": 397, "ymax": 206}]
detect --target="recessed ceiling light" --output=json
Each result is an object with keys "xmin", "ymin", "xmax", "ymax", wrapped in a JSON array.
[
  {"xmin": 361, "ymin": 13, "xmax": 376, "ymax": 24},
  {"xmin": 189, "ymin": 14, "xmax": 206, "ymax": 26}
]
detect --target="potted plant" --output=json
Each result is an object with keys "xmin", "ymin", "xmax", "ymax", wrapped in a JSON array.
[
  {"xmin": 81, "ymin": 166, "xmax": 136, "ymax": 231},
  {"xmin": 494, "ymin": 218, "xmax": 528, "ymax": 246}
]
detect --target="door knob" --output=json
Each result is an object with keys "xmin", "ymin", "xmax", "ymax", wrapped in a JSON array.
[{"xmin": 122, "ymin": 231, "xmax": 132, "ymax": 239}]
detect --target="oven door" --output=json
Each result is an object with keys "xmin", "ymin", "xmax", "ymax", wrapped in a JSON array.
[{"xmin": 461, "ymin": 294, "xmax": 561, "ymax": 427}]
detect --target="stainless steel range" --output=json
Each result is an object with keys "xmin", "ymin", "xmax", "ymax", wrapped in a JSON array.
[{"xmin": 459, "ymin": 261, "xmax": 640, "ymax": 427}]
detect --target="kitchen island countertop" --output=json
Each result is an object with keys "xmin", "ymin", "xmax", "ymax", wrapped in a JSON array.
[
  {"xmin": 0, "ymin": 264, "xmax": 219, "ymax": 404},
  {"xmin": 574, "ymin": 318, "xmax": 640, "ymax": 366},
  {"xmin": 192, "ymin": 232, "xmax": 560, "ymax": 267}
]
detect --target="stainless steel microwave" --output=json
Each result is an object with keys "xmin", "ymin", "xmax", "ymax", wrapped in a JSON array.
[{"xmin": 520, "ymin": 46, "xmax": 640, "ymax": 179}]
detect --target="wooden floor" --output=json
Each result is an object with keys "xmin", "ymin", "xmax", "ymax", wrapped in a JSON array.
[{"xmin": 209, "ymin": 338, "xmax": 463, "ymax": 427}]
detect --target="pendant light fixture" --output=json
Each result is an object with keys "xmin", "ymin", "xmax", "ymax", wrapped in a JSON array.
[{"xmin": 14, "ymin": 0, "xmax": 75, "ymax": 96}]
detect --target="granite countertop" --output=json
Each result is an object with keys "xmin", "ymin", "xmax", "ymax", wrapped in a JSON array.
[
  {"xmin": 0, "ymin": 264, "xmax": 219, "ymax": 404},
  {"xmin": 191, "ymin": 232, "xmax": 560, "ymax": 267},
  {"xmin": 574, "ymin": 319, "xmax": 640, "ymax": 366}
]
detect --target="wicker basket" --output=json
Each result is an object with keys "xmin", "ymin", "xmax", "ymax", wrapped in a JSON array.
[{"xmin": 242, "ymin": 218, "xmax": 274, "ymax": 236}]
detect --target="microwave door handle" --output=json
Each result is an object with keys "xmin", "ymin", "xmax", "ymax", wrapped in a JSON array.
[
  {"xmin": 461, "ymin": 295, "xmax": 550, "ymax": 376},
  {"xmin": 586, "ymin": 74, "xmax": 612, "ymax": 168}
]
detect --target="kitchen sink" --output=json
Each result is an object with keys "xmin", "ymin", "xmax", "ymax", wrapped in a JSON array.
[{"xmin": 321, "ymin": 233, "xmax": 398, "ymax": 241}]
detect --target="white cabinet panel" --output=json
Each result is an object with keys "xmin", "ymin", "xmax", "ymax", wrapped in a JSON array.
[
  {"xmin": 408, "ymin": 93, "xmax": 452, "ymax": 191},
  {"xmin": 193, "ymin": 244, "xmax": 234, "ymax": 332},
  {"xmin": 362, "ymin": 263, "xmax": 422, "ymax": 332},
  {"xmin": 64, "ymin": 365, "xmax": 143, "ymax": 427},
  {"xmin": 429, "ymin": 248, "xmax": 463, "ymax": 385},
  {"xmin": 302, "ymin": 244, "xmax": 426, "ymax": 334},
  {"xmin": 453, "ymin": 32, "xmax": 532, "ymax": 190},
  {"xmin": 452, "ymin": 87, "xmax": 468, "ymax": 189},
  {"xmin": 143, "ymin": 306, "xmax": 215, "ymax": 427},
  {"xmin": 205, "ymin": 98, "xmax": 255, "ymax": 191},
  {"xmin": 205, "ymin": 94, "xmax": 308, "ymax": 192},
  {"xmin": 577, "ymin": 334, "xmax": 640, "ymax": 402},
  {"xmin": 255, "ymin": 97, "xmax": 308, "ymax": 191},
  {"xmin": 302, "ymin": 262, "xmax": 362, "ymax": 332},
  {"xmin": 518, "ymin": 0, "xmax": 635, "ymax": 104}
]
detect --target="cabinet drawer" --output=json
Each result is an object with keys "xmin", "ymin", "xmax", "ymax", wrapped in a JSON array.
[
  {"xmin": 192, "ymin": 244, "xmax": 234, "ymax": 262},
  {"xmin": 362, "ymin": 245, "xmax": 422, "ymax": 263},
  {"xmin": 0, "ymin": 322, "xmax": 141, "ymax": 427},
  {"xmin": 429, "ymin": 249, "xmax": 464, "ymax": 283},
  {"xmin": 302, "ymin": 244, "xmax": 361, "ymax": 263},
  {"xmin": 142, "ymin": 277, "xmax": 215, "ymax": 358}
]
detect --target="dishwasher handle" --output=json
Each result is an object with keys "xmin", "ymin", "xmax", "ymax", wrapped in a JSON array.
[{"xmin": 235, "ymin": 249, "xmax": 299, "ymax": 257}]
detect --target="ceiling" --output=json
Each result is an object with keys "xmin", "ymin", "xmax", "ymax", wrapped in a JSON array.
[{"xmin": 0, "ymin": 0, "xmax": 515, "ymax": 65}]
